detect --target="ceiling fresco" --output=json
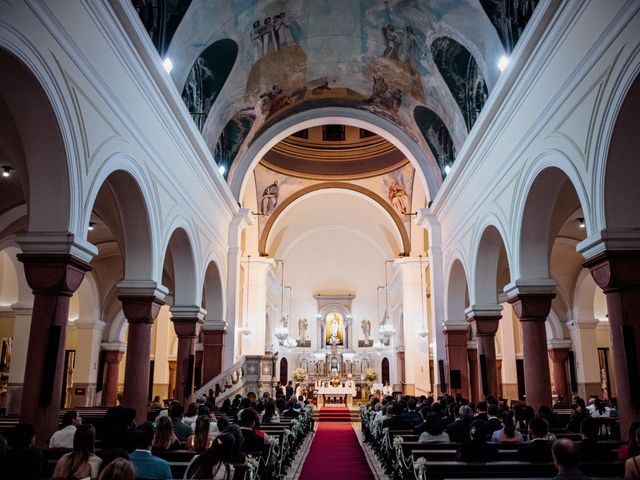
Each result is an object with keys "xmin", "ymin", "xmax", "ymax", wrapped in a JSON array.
[{"xmin": 134, "ymin": 0, "xmax": 538, "ymax": 190}]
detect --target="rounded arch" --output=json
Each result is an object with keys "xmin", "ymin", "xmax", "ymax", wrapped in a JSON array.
[
  {"xmin": 0, "ymin": 48, "xmax": 73, "ymax": 232},
  {"xmin": 202, "ymin": 259, "xmax": 225, "ymax": 323},
  {"xmin": 85, "ymin": 163, "xmax": 156, "ymax": 281},
  {"xmin": 259, "ymin": 183, "xmax": 410, "ymax": 256},
  {"xmin": 472, "ymin": 221, "xmax": 511, "ymax": 306},
  {"xmin": 229, "ymin": 107, "xmax": 439, "ymax": 202},
  {"xmin": 161, "ymin": 225, "xmax": 199, "ymax": 306},
  {"xmin": 414, "ymin": 105, "xmax": 456, "ymax": 178},
  {"xmin": 514, "ymin": 156, "xmax": 590, "ymax": 280},
  {"xmin": 76, "ymin": 271, "xmax": 101, "ymax": 323},
  {"xmin": 445, "ymin": 257, "xmax": 470, "ymax": 324}
]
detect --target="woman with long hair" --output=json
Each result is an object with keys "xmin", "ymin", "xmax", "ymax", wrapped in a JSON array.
[
  {"xmin": 619, "ymin": 421, "xmax": 640, "ymax": 460},
  {"xmin": 567, "ymin": 397, "xmax": 589, "ymax": 433},
  {"xmin": 152, "ymin": 416, "xmax": 180, "ymax": 451},
  {"xmin": 96, "ymin": 458, "xmax": 135, "ymax": 480},
  {"xmin": 186, "ymin": 416, "xmax": 213, "ymax": 452},
  {"xmin": 184, "ymin": 432, "xmax": 235, "ymax": 480},
  {"xmin": 52, "ymin": 424, "xmax": 102, "ymax": 479},
  {"xmin": 260, "ymin": 399, "xmax": 280, "ymax": 424},
  {"xmin": 491, "ymin": 411, "xmax": 523, "ymax": 443}
]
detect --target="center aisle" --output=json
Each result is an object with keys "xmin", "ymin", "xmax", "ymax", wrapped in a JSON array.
[{"xmin": 298, "ymin": 407, "xmax": 375, "ymax": 480}]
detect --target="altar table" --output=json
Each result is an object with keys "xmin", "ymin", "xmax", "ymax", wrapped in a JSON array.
[{"xmin": 316, "ymin": 385, "xmax": 357, "ymax": 407}]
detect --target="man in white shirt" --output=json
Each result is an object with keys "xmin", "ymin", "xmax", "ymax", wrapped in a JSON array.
[{"xmin": 49, "ymin": 410, "xmax": 82, "ymax": 448}]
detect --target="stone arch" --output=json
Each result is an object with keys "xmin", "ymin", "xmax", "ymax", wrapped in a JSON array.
[
  {"xmin": 0, "ymin": 48, "xmax": 73, "ymax": 233},
  {"xmin": 229, "ymin": 107, "xmax": 438, "ymax": 203},
  {"xmin": 202, "ymin": 260, "xmax": 224, "ymax": 324},
  {"xmin": 472, "ymin": 222, "xmax": 511, "ymax": 306},
  {"xmin": 161, "ymin": 225, "xmax": 199, "ymax": 306},
  {"xmin": 446, "ymin": 257, "xmax": 470, "ymax": 324},
  {"xmin": 259, "ymin": 183, "xmax": 410, "ymax": 256},
  {"xmin": 76, "ymin": 271, "xmax": 101, "ymax": 323}
]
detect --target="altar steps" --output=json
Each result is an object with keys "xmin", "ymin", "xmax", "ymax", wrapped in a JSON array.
[{"xmin": 316, "ymin": 407, "xmax": 360, "ymax": 423}]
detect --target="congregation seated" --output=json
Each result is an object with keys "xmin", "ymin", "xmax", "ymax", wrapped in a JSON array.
[
  {"xmin": 183, "ymin": 402, "xmax": 200, "ymax": 429},
  {"xmin": 491, "ymin": 411, "xmax": 523, "ymax": 443},
  {"xmin": 239, "ymin": 408, "xmax": 268, "ymax": 454},
  {"xmin": 186, "ymin": 416, "xmax": 214, "ymax": 452},
  {"xmin": 152, "ymin": 416, "xmax": 181, "ymax": 452},
  {"xmin": 445, "ymin": 404, "xmax": 473, "ymax": 442},
  {"xmin": 579, "ymin": 416, "xmax": 615, "ymax": 462},
  {"xmin": 129, "ymin": 422, "xmax": 173, "ymax": 479},
  {"xmin": 281, "ymin": 400, "xmax": 301, "ymax": 418},
  {"xmin": 102, "ymin": 407, "xmax": 136, "ymax": 452},
  {"xmin": 1, "ymin": 423, "xmax": 45, "ymax": 480},
  {"xmin": 49, "ymin": 410, "xmax": 82, "ymax": 449},
  {"xmin": 169, "ymin": 402, "xmax": 194, "ymax": 444},
  {"xmin": 413, "ymin": 405, "xmax": 432, "ymax": 436},
  {"xmin": 184, "ymin": 432, "xmax": 235, "ymax": 480},
  {"xmin": 474, "ymin": 401, "xmax": 489, "ymax": 422},
  {"xmin": 52, "ymin": 424, "xmax": 102, "ymax": 479},
  {"xmin": 400, "ymin": 399, "xmax": 423, "ymax": 427},
  {"xmin": 552, "ymin": 438, "xmax": 589, "ymax": 480},
  {"xmin": 260, "ymin": 399, "xmax": 280, "ymax": 424},
  {"xmin": 456, "ymin": 420, "xmax": 499, "ymax": 462},
  {"xmin": 418, "ymin": 413, "xmax": 450, "ymax": 443},
  {"xmin": 517, "ymin": 416, "xmax": 553, "ymax": 462}
]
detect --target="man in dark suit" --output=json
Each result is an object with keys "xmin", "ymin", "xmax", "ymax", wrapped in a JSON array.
[
  {"xmin": 518, "ymin": 416, "xmax": 553, "ymax": 462},
  {"xmin": 578, "ymin": 417, "xmax": 614, "ymax": 462},
  {"xmin": 169, "ymin": 402, "xmax": 193, "ymax": 444},
  {"xmin": 552, "ymin": 438, "xmax": 589, "ymax": 479},
  {"xmin": 401, "ymin": 399, "xmax": 423, "ymax": 427},
  {"xmin": 281, "ymin": 400, "xmax": 301, "ymax": 418},
  {"xmin": 474, "ymin": 401, "xmax": 489, "ymax": 422},
  {"xmin": 382, "ymin": 403, "xmax": 412, "ymax": 431},
  {"xmin": 445, "ymin": 404, "xmax": 473, "ymax": 443},
  {"xmin": 239, "ymin": 408, "xmax": 268, "ymax": 455},
  {"xmin": 285, "ymin": 380, "xmax": 294, "ymax": 400},
  {"xmin": 486, "ymin": 404, "xmax": 502, "ymax": 432}
]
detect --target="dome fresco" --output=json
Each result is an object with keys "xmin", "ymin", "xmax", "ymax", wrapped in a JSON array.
[{"xmin": 136, "ymin": 0, "xmax": 538, "ymax": 186}]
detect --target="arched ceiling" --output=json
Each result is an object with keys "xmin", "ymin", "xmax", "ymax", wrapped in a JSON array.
[{"xmin": 133, "ymin": 0, "xmax": 540, "ymax": 195}]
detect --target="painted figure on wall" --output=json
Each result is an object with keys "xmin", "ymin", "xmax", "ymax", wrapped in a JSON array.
[
  {"xmin": 274, "ymin": 12, "xmax": 294, "ymax": 47},
  {"xmin": 298, "ymin": 318, "xmax": 308, "ymax": 342},
  {"xmin": 260, "ymin": 179, "xmax": 279, "ymax": 214},
  {"xmin": 251, "ymin": 11, "xmax": 298, "ymax": 62},
  {"xmin": 361, "ymin": 319, "xmax": 371, "ymax": 342},
  {"xmin": 326, "ymin": 312, "xmax": 344, "ymax": 346},
  {"xmin": 388, "ymin": 180, "xmax": 409, "ymax": 214}
]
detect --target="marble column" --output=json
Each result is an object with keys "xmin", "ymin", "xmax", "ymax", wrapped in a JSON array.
[
  {"xmin": 467, "ymin": 306, "xmax": 502, "ymax": 400},
  {"xmin": 119, "ymin": 283, "xmax": 166, "ymax": 426},
  {"xmin": 202, "ymin": 325, "xmax": 226, "ymax": 383},
  {"xmin": 548, "ymin": 340, "xmax": 571, "ymax": 400},
  {"xmin": 170, "ymin": 306, "xmax": 205, "ymax": 405},
  {"xmin": 101, "ymin": 343, "xmax": 125, "ymax": 406},
  {"xmin": 17, "ymin": 252, "xmax": 92, "ymax": 447},
  {"xmin": 444, "ymin": 325, "xmax": 469, "ymax": 398},
  {"xmin": 506, "ymin": 286, "xmax": 555, "ymax": 411},
  {"xmin": 583, "ymin": 248, "xmax": 640, "ymax": 439},
  {"xmin": 467, "ymin": 340, "xmax": 479, "ymax": 403}
]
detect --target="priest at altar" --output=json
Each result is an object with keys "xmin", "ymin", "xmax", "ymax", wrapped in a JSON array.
[{"xmin": 316, "ymin": 372, "xmax": 357, "ymax": 407}]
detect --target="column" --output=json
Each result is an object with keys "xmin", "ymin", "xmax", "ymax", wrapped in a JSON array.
[
  {"xmin": 548, "ymin": 340, "xmax": 571, "ymax": 400},
  {"xmin": 72, "ymin": 321, "xmax": 105, "ymax": 406},
  {"xmin": 168, "ymin": 360, "xmax": 177, "ymax": 400},
  {"xmin": 241, "ymin": 257, "xmax": 274, "ymax": 356},
  {"xmin": 506, "ymin": 283, "xmax": 555, "ymax": 411},
  {"xmin": 17, "ymin": 251, "xmax": 92, "ymax": 447},
  {"xmin": 119, "ymin": 282, "xmax": 166, "ymax": 426},
  {"xmin": 7, "ymin": 306, "xmax": 31, "ymax": 414},
  {"xmin": 101, "ymin": 343, "xmax": 125, "ymax": 406},
  {"xmin": 467, "ymin": 340, "xmax": 479, "ymax": 403},
  {"xmin": 202, "ymin": 324, "xmax": 226, "ymax": 383},
  {"xmin": 582, "ymin": 247, "xmax": 640, "ymax": 439},
  {"xmin": 568, "ymin": 320, "xmax": 601, "ymax": 398},
  {"xmin": 170, "ymin": 306, "xmax": 205, "ymax": 405},
  {"xmin": 396, "ymin": 258, "xmax": 431, "ymax": 396},
  {"xmin": 466, "ymin": 306, "xmax": 502, "ymax": 400},
  {"xmin": 443, "ymin": 325, "xmax": 469, "ymax": 398}
]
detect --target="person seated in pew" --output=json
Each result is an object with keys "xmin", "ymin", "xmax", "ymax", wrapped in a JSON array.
[
  {"xmin": 260, "ymin": 399, "xmax": 280, "ymax": 424},
  {"xmin": 418, "ymin": 413, "xmax": 450, "ymax": 443},
  {"xmin": 239, "ymin": 408, "xmax": 269, "ymax": 454},
  {"xmin": 486, "ymin": 404, "xmax": 502, "ymax": 433},
  {"xmin": 401, "ymin": 399, "xmax": 423, "ymax": 427},
  {"xmin": 491, "ymin": 410, "xmax": 523, "ymax": 443},
  {"xmin": 579, "ymin": 416, "xmax": 614, "ymax": 462},
  {"xmin": 474, "ymin": 401, "xmax": 489, "ymax": 422},
  {"xmin": 169, "ymin": 402, "xmax": 194, "ymax": 444},
  {"xmin": 128, "ymin": 422, "xmax": 173, "ymax": 480},
  {"xmin": 2, "ymin": 423, "xmax": 44, "ymax": 480},
  {"xmin": 187, "ymin": 416, "xmax": 214, "ymax": 452},
  {"xmin": 223, "ymin": 424, "xmax": 247, "ymax": 466},
  {"xmin": 456, "ymin": 420, "xmax": 499, "ymax": 462},
  {"xmin": 518, "ymin": 415, "xmax": 553, "ymax": 463},
  {"xmin": 625, "ymin": 425, "xmax": 640, "ymax": 479},
  {"xmin": 97, "ymin": 457, "xmax": 135, "ymax": 480},
  {"xmin": 553, "ymin": 394, "xmax": 569, "ymax": 409},
  {"xmin": 281, "ymin": 400, "xmax": 301, "ymax": 418},
  {"xmin": 445, "ymin": 404, "xmax": 473, "ymax": 443},
  {"xmin": 382, "ymin": 403, "xmax": 412, "ymax": 431},
  {"xmin": 619, "ymin": 421, "xmax": 640, "ymax": 460},
  {"xmin": 183, "ymin": 402, "xmax": 200, "ymax": 429},
  {"xmin": 551, "ymin": 438, "xmax": 589, "ymax": 480},
  {"xmin": 53, "ymin": 424, "xmax": 102, "ymax": 479},
  {"xmin": 152, "ymin": 416, "xmax": 181, "ymax": 451},
  {"xmin": 413, "ymin": 405, "xmax": 432, "ymax": 436},
  {"xmin": 184, "ymin": 432, "xmax": 235, "ymax": 480},
  {"xmin": 50, "ymin": 409, "xmax": 82, "ymax": 448}
]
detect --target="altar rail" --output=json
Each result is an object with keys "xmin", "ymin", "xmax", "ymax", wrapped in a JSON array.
[{"xmin": 194, "ymin": 354, "xmax": 277, "ymax": 405}]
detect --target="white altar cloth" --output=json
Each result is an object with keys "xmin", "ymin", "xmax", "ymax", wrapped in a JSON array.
[{"xmin": 317, "ymin": 386, "xmax": 357, "ymax": 396}]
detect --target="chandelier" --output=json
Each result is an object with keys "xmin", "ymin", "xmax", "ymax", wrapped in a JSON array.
[
  {"xmin": 373, "ymin": 341, "xmax": 386, "ymax": 355},
  {"xmin": 274, "ymin": 325, "xmax": 289, "ymax": 343},
  {"xmin": 283, "ymin": 338, "xmax": 296, "ymax": 350},
  {"xmin": 238, "ymin": 325, "xmax": 252, "ymax": 336},
  {"xmin": 379, "ymin": 323, "xmax": 396, "ymax": 340}
]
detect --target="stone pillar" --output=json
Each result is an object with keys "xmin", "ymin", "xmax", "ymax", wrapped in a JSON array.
[
  {"xmin": 202, "ymin": 325, "xmax": 226, "ymax": 383},
  {"xmin": 583, "ymin": 248, "xmax": 640, "ymax": 439},
  {"xmin": 568, "ymin": 320, "xmax": 601, "ymax": 398},
  {"xmin": 548, "ymin": 340, "xmax": 571, "ymax": 400},
  {"xmin": 17, "ymin": 252, "xmax": 92, "ymax": 447},
  {"xmin": 168, "ymin": 360, "xmax": 176, "ymax": 400},
  {"xmin": 72, "ymin": 321, "xmax": 105, "ymax": 407},
  {"xmin": 467, "ymin": 306, "xmax": 502, "ymax": 400},
  {"xmin": 170, "ymin": 306, "xmax": 205, "ymax": 405},
  {"xmin": 467, "ymin": 341, "xmax": 479, "ymax": 403},
  {"xmin": 119, "ymin": 283, "xmax": 166, "ymax": 426},
  {"xmin": 444, "ymin": 325, "xmax": 469, "ymax": 398},
  {"xmin": 101, "ymin": 343, "xmax": 125, "ymax": 406},
  {"xmin": 506, "ymin": 286, "xmax": 555, "ymax": 411},
  {"xmin": 241, "ymin": 257, "xmax": 274, "ymax": 356}
]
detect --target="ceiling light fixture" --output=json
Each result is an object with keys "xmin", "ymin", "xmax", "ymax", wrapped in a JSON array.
[
  {"xmin": 444, "ymin": 165, "xmax": 451, "ymax": 175},
  {"xmin": 498, "ymin": 55, "xmax": 510, "ymax": 72},
  {"xmin": 88, "ymin": 222, "xmax": 96, "ymax": 231},
  {"xmin": 218, "ymin": 164, "xmax": 226, "ymax": 175},
  {"xmin": 162, "ymin": 58, "xmax": 173, "ymax": 73},
  {"xmin": 577, "ymin": 217, "xmax": 585, "ymax": 228},
  {"xmin": 1, "ymin": 166, "xmax": 13, "ymax": 178}
]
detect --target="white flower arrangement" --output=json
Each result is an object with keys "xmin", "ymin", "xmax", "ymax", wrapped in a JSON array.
[
  {"xmin": 292, "ymin": 367, "xmax": 307, "ymax": 382},
  {"xmin": 393, "ymin": 435, "xmax": 404, "ymax": 449},
  {"xmin": 413, "ymin": 456, "xmax": 427, "ymax": 474},
  {"xmin": 245, "ymin": 454, "xmax": 260, "ymax": 472}
]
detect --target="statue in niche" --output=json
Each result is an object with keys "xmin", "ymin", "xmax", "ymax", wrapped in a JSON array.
[
  {"xmin": 260, "ymin": 179, "xmax": 279, "ymax": 215},
  {"xmin": 388, "ymin": 180, "xmax": 409, "ymax": 214},
  {"xmin": 298, "ymin": 318, "xmax": 309, "ymax": 347}
]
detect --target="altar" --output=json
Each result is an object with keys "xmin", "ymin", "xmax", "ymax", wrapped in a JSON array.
[{"xmin": 316, "ymin": 385, "xmax": 357, "ymax": 407}]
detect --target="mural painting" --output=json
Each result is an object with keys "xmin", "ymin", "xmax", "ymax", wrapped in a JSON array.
[
  {"xmin": 414, "ymin": 106, "xmax": 456, "ymax": 177},
  {"xmin": 480, "ymin": 0, "xmax": 539, "ymax": 53}
]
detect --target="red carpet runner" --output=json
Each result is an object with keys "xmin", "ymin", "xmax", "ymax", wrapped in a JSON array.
[{"xmin": 298, "ymin": 407, "xmax": 374, "ymax": 480}]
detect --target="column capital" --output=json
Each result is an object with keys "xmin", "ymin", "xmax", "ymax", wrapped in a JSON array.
[
  {"xmin": 505, "ymin": 280, "xmax": 555, "ymax": 322},
  {"xmin": 118, "ymin": 296, "xmax": 165, "ymax": 324},
  {"xmin": 169, "ymin": 305, "xmax": 206, "ymax": 321},
  {"xmin": 17, "ymin": 253, "xmax": 92, "ymax": 295},
  {"xmin": 465, "ymin": 305, "xmax": 502, "ymax": 335},
  {"xmin": 577, "ymin": 228, "xmax": 640, "ymax": 261},
  {"xmin": 202, "ymin": 321, "xmax": 228, "ymax": 332},
  {"xmin": 583, "ymin": 249, "xmax": 640, "ymax": 292},
  {"xmin": 547, "ymin": 339, "xmax": 573, "ymax": 350},
  {"xmin": 101, "ymin": 341, "xmax": 126, "ymax": 352},
  {"xmin": 16, "ymin": 232, "xmax": 98, "ymax": 264},
  {"xmin": 103, "ymin": 349, "xmax": 124, "ymax": 364},
  {"xmin": 548, "ymin": 346, "xmax": 570, "ymax": 363}
]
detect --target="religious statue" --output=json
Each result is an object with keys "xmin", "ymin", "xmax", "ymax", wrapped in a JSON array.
[
  {"xmin": 298, "ymin": 317, "xmax": 308, "ymax": 342},
  {"xmin": 361, "ymin": 319, "xmax": 371, "ymax": 342},
  {"xmin": 260, "ymin": 179, "xmax": 279, "ymax": 214},
  {"xmin": 330, "ymin": 368, "xmax": 340, "ymax": 388},
  {"xmin": 388, "ymin": 180, "xmax": 409, "ymax": 214}
]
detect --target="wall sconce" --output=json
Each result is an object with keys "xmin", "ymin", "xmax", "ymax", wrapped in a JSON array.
[{"xmin": 1, "ymin": 166, "xmax": 13, "ymax": 178}]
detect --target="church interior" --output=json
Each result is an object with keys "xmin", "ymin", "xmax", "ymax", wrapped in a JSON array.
[{"xmin": 1, "ymin": 0, "xmax": 640, "ymax": 478}]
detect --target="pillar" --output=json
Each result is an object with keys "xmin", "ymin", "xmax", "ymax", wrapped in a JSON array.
[
  {"xmin": 568, "ymin": 320, "xmax": 601, "ymax": 398},
  {"xmin": 241, "ymin": 257, "xmax": 274, "ymax": 356},
  {"xmin": 467, "ymin": 341, "xmax": 479, "ymax": 403},
  {"xmin": 507, "ymin": 288, "xmax": 555, "ymax": 411},
  {"xmin": 17, "ymin": 252, "xmax": 92, "ymax": 447},
  {"xmin": 119, "ymin": 283, "xmax": 166, "ymax": 426},
  {"xmin": 583, "ymin": 248, "xmax": 640, "ymax": 439},
  {"xmin": 7, "ymin": 305, "xmax": 31, "ymax": 414},
  {"xmin": 548, "ymin": 340, "xmax": 571, "ymax": 400},
  {"xmin": 101, "ymin": 343, "xmax": 125, "ymax": 406},
  {"xmin": 72, "ymin": 321, "xmax": 105, "ymax": 406},
  {"xmin": 467, "ymin": 306, "xmax": 501, "ymax": 400},
  {"xmin": 170, "ymin": 306, "xmax": 205, "ymax": 405},
  {"xmin": 444, "ymin": 325, "xmax": 469, "ymax": 398},
  {"xmin": 168, "ymin": 360, "xmax": 176, "ymax": 400},
  {"xmin": 202, "ymin": 325, "xmax": 226, "ymax": 383}
]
